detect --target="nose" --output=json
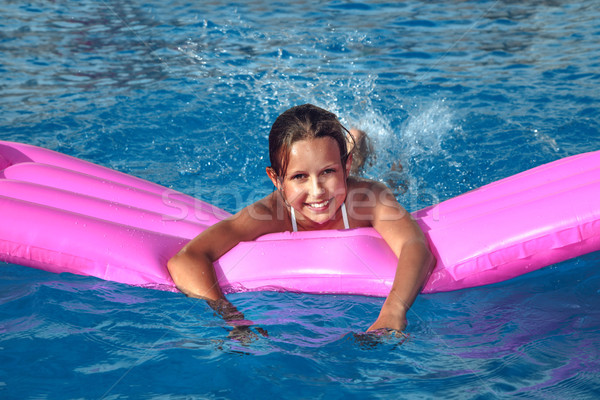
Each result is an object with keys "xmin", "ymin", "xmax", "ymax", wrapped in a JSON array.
[{"xmin": 309, "ymin": 176, "xmax": 325, "ymax": 197}]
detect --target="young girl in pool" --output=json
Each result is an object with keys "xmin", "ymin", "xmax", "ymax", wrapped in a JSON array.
[{"xmin": 167, "ymin": 104, "xmax": 434, "ymax": 333}]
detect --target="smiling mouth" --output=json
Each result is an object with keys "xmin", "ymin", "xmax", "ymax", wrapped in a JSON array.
[{"xmin": 305, "ymin": 199, "xmax": 332, "ymax": 211}]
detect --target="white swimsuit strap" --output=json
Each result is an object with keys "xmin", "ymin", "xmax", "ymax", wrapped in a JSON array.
[
  {"xmin": 290, "ymin": 202, "xmax": 349, "ymax": 232},
  {"xmin": 290, "ymin": 206, "xmax": 298, "ymax": 232},
  {"xmin": 341, "ymin": 202, "xmax": 350, "ymax": 229}
]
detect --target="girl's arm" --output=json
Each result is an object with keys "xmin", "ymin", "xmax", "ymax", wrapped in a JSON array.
[
  {"xmin": 167, "ymin": 200, "xmax": 277, "ymax": 323},
  {"xmin": 168, "ymin": 218, "xmax": 243, "ymax": 301},
  {"xmin": 365, "ymin": 183, "xmax": 436, "ymax": 332}
]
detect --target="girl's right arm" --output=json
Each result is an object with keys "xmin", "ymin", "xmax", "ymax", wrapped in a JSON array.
[
  {"xmin": 167, "ymin": 201, "xmax": 276, "ymax": 302},
  {"xmin": 166, "ymin": 225, "xmax": 227, "ymax": 301},
  {"xmin": 167, "ymin": 201, "xmax": 279, "ymax": 333}
]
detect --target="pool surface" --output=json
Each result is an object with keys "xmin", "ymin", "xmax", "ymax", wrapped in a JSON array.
[{"xmin": 1, "ymin": 1, "xmax": 599, "ymax": 398}]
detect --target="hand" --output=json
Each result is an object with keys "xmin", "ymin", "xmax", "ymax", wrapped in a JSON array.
[
  {"xmin": 208, "ymin": 298, "xmax": 268, "ymax": 343},
  {"xmin": 367, "ymin": 305, "xmax": 407, "ymax": 333},
  {"xmin": 227, "ymin": 323, "xmax": 268, "ymax": 344},
  {"xmin": 352, "ymin": 321, "xmax": 409, "ymax": 349}
]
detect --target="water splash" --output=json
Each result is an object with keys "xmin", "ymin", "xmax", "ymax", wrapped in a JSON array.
[
  {"xmin": 401, "ymin": 99, "xmax": 454, "ymax": 159},
  {"xmin": 353, "ymin": 99, "xmax": 459, "ymax": 207}
]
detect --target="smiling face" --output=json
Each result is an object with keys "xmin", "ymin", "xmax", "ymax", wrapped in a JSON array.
[{"xmin": 269, "ymin": 136, "xmax": 352, "ymax": 229}]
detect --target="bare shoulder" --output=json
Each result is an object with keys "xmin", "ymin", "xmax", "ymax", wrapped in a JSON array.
[
  {"xmin": 346, "ymin": 179, "xmax": 426, "ymax": 257},
  {"xmin": 226, "ymin": 191, "xmax": 288, "ymax": 237},
  {"xmin": 348, "ymin": 178, "xmax": 425, "ymax": 251},
  {"xmin": 183, "ymin": 191, "xmax": 289, "ymax": 261},
  {"xmin": 346, "ymin": 176, "xmax": 402, "ymax": 210},
  {"xmin": 347, "ymin": 176, "xmax": 392, "ymax": 197},
  {"xmin": 345, "ymin": 176, "xmax": 407, "ymax": 227}
]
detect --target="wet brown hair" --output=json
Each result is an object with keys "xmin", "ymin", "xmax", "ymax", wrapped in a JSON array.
[{"xmin": 268, "ymin": 104, "xmax": 351, "ymax": 178}]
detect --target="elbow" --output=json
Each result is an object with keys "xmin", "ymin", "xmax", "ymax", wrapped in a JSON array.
[
  {"xmin": 167, "ymin": 249, "xmax": 200, "ymax": 290},
  {"xmin": 166, "ymin": 248, "xmax": 220, "ymax": 300},
  {"xmin": 166, "ymin": 251, "xmax": 198, "ymax": 298},
  {"xmin": 167, "ymin": 251, "xmax": 184, "ymax": 287}
]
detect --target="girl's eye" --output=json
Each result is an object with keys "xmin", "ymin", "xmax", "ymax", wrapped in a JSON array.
[
  {"xmin": 291, "ymin": 174, "xmax": 306, "ymax": 180},
  {"xmin": 323, "ymin": 168, "xmax": 336, "ymax": 175}
]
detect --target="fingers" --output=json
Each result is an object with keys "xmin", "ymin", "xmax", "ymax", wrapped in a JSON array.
[
  {"xmin": 367, "ymin": 327, "xmax": 408, "ymax": 339},
  {"xmin": 226, "ymin": 324, "xmax": 269, "ymax": 344}
]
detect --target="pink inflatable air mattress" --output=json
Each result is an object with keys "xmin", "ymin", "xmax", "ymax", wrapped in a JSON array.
[{"xmin": 1, "ymin": 140, "xmax": 599, "ymax": 296}]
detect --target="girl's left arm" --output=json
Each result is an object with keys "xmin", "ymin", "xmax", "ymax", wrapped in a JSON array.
[{"xmin": 366, "ymin": 183, "xmax": 436, "ymax": 332}]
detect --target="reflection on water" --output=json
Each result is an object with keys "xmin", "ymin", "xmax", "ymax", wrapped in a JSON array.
[
  {"xmin": 1, "ymin": 2, "xmax": 167, "ymax": 118},
  {"xmin": 4, "ymin": 1, "xmax": 598, "ymax": 114}
]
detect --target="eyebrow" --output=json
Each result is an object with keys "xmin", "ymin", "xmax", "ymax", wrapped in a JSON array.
[{"xmin": 286, "ymin": 162, "xmax": 341, "ymax": 177}]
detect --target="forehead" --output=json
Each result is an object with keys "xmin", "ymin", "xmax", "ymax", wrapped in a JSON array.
[{"xmin": 287, "ymin": 137, "xmax": 342, "ymax": 168}]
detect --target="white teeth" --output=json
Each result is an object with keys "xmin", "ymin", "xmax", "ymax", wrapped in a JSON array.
[{"xmin": 308, "ymin": 200, "xmax": 329, "ymax": 209}]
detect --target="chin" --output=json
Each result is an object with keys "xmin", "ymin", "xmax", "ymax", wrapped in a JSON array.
[{"xmin": 305, "ymin": 212, "xmax": 336, "ymax": 227}]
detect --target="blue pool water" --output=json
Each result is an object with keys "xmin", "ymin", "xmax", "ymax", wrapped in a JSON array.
[{"xmin": 1, "ymin": 0, "xmax": 600, "ymax": 398}]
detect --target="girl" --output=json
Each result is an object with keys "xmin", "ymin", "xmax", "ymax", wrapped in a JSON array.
[{"xmin": 167, "ymin": 104, "xmax": 434, "ymax": 334}]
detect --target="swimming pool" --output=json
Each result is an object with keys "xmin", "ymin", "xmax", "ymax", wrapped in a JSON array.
[{"xmin": 1, "ymin": 0, "xmax": 599, "ymax": 398}]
